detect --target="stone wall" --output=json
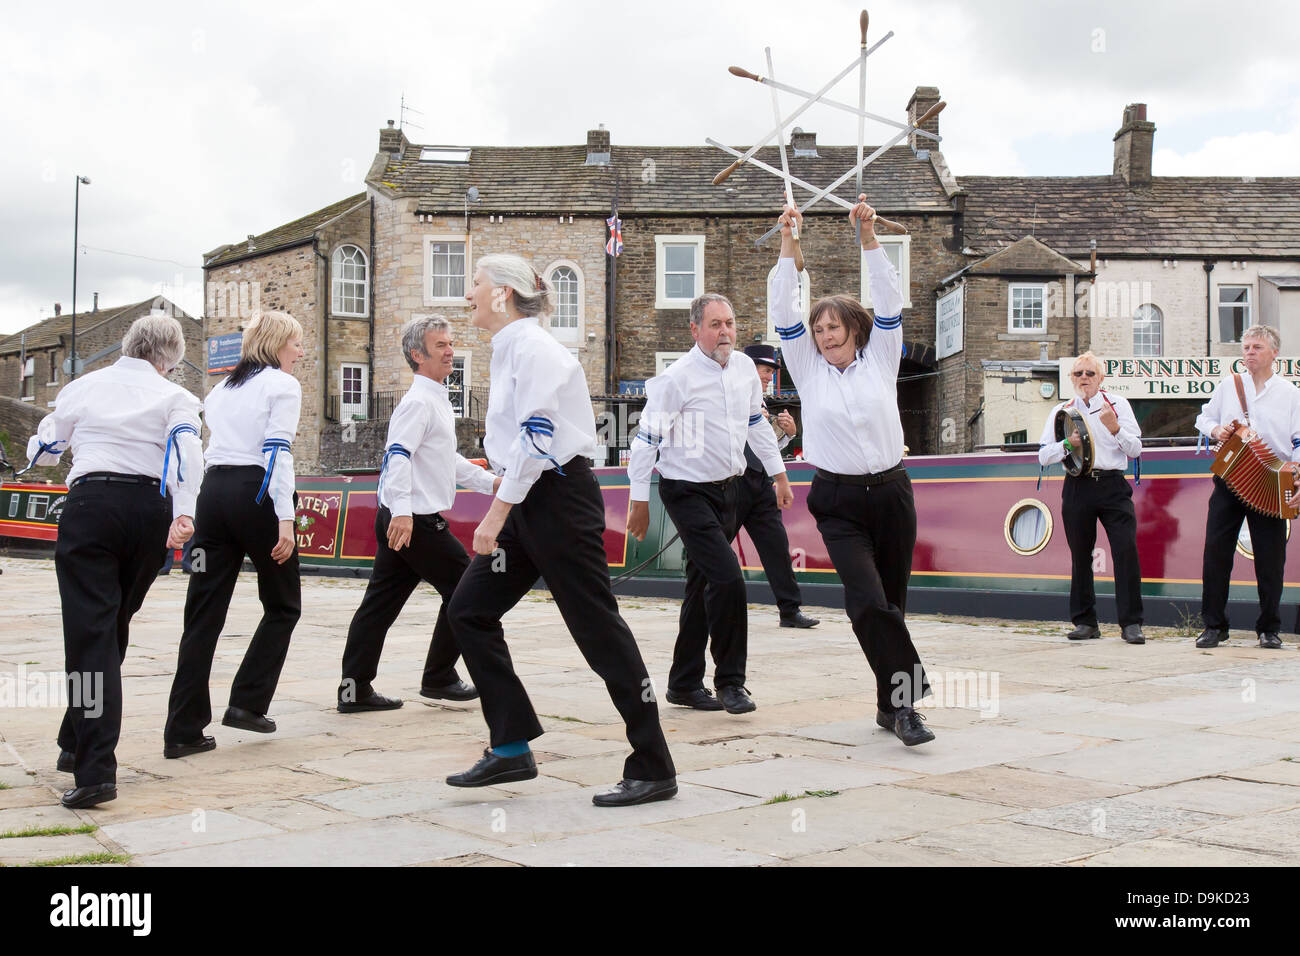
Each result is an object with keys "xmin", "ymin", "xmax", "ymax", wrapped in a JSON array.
[
  {"xmin": 319, "ymin": 201, "xmax": 373, "ymax": 419},
  {"xmin": 0, "ymin": 396, "xmax": 64, "ymax": 481}
]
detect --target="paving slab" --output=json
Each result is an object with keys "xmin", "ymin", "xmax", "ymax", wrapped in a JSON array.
[
  {"xmin": 894, "ymin": 766, "xmax": 1135, "ymax": 809},
  {"xmin": 1181, "ymin": 807, "xmax": 1300, "ymax": 855},
  {"xmin": 1073, "ymin": 837, "xmax": 1296, "ymax": 866},
  {"xmin": 679, "ymin": 756, "xmax": 911, "ymax": 798},
  {"xmin": 774, "ymin": 842, "xmax": 1008, "ymax": 866},
  {"xmin": 1011, "ymin": 797, "xmax": 1227, "ymax": 842},
  {"xmin": 906, "ymin": 820, "xmax": 1115, "ymax": 865},
  {"xmin": 1117, "ymin": 777, "xmax": 1300, "ymax": 816},
  {"xmin": 0, "ymin": 803, "xmax": 86, "ymax": 835},
  {"xmin": 483, "ymin": 827, "xmax": 775, "ymax": 867},
  {"xmin": 102, "ymin": 810, "xmax": 282, "ymax": 855},
  {"xmin": 0, "ymin": 832, "xmax": 110, "ymax": 865}
]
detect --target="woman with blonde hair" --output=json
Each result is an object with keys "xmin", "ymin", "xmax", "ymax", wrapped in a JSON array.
[
  {"xmin": 772, "ymin": 199, "xmax": 935, "ymax": 747},
  {"xmin": 163, "ymin": 310, "xmax": 305, "ymax": 758},
  {"xmin": 443, "ymin": 253, "xmax": 676, "ymax": 806}
]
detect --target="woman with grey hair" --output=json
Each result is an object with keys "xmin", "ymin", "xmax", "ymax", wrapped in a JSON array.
[
  {"xmin": 26, "ymin": 310, "xmax": 203, "ymax": 808},
  {"xmin": 444, "ymin": 253, "xmax": 676, "ymax": 806},
  {"xmin": 336, "ymin": 314, "xmax": 499, "ymax": 713}
]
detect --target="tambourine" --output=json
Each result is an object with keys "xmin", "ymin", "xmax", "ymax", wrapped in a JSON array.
[{"xmin": 1053, "ymin": 404, "xmax": 1094, "ymax": 477}]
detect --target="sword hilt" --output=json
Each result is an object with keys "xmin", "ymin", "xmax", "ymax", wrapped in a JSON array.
[
  {"xmin": 729, "ymin": 65, "xmax": 762, "ymax": 82},
  {"xmin": 860, "ymin": 10, "xmax": 869, "ymax": 46}
]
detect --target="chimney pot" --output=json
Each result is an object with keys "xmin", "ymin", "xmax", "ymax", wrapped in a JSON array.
[
  {"xmin": 54, "ymin": 303, "xmax": 61, "ymax": 316},
  {"xmin": 93, "ymin": 292, "xmax": 99, "ymax": 312}
]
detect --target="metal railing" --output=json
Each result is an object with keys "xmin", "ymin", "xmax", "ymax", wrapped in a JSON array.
[{"xmin": 326, "ymin": 385, "xmax": 492, "ymax": 423}]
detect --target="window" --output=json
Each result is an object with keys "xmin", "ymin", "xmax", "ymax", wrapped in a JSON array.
[
  {"xmin": 340, "ymin": 364, "xmax": 367, "ymax": 420},
  {"xmin": 1133, "ymin": 304, "xmax": 1163, "ymax": 357},
  {"xmin": 766, "ymin": 265, "xmax": 811, "ymax": 342},
  {"xmin": 425, "ymin": 236, "xmax": 469, "ymax": 303},
  {"xmin": 655, "ymin": 352, "xmax": 687, "ymax": 374},
  {"xmin": 1218, "ymin": 285, "xmax": 1252, "ymax": 343},
  {"xmin": 545, "ymin": 261, "xmax": 584, "ymax": 343},
  {"xmin": 654, "ymin": 236, "xmax": 705, "ymax": 309},
  {"xmin": 447, "ymin": 352, "xmax": 471, "ymax": 417},
  {"xmin": 860, "ymin": 236, "xmax": 912, "ymax": 310},
  {"xmin": 47, "ymin": 352, "xmax": 58, "ymax": 385},
  {"xmin": 1004, "ymin": 499, "xmax": 1053, "ymax": 556},
  {"xmin": 1003, "ymin": 430, "xmax": 1028, "ymax": 445},
  {"xmin": 20, "ymin": 357, "xmax": 34, "ymax": 400},
  {"xmin": 26, "ymin": 494, "xmax": 50, "ymax": 520},
  {"xmin": 1008, "ymin": 284, "xmax": 1047, "ymax": 333},
  {"xmin": 7, "ymin": 496, "xmax": 18, "ymax": 518},
  {"xmin": 419, "ymin": 147, "xmax": 471, "ymax": 164},
  {"xmin": 331, "ymin": 245, "xmax": 369, "ymax": 317}
]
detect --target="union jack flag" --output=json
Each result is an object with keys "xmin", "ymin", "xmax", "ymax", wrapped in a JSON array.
[{"xmin": 606, "ymin": 214, "xmax": 623, "ymax": 257}]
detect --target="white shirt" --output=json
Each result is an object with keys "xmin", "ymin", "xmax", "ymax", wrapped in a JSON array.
[
  {"xmin": 1195, "ymin": 372, "xmax": 1300, "ymax": 462},
  {"xmin": 203, "ymin": 367, "xmax": 302, "ymax": 521},
  {"xmin": 628, "ymin": 345, "xmax": 786, "ymax": 501},
  {"xmin": 1038, "ymin": 391, "xmax": 1142, "ymax": 471},
  {"xmin": 774, "ymin": 248, "xmax": 905, "ymax": 474},
  {"xmin": 484, "ymin": 317, "xmax": 597, "ymax": 504},
  {"xmin": 26, "ymin": 356, "xmax": 203, "ymax": 519},
  {"xmin": 378, "ymin": 374, "xmax": 497, "ymax": 516}
]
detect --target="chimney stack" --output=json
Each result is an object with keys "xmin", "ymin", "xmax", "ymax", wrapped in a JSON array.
[
  {"xmin": 585, "ymin": 125, "xmax": 611, "ymax": 166},
  {"xmin": 247, "ymin": 234, "xmax": 256, "ymax": 252},
  {"xmin": 791, "ymin": 129, "xmax": 818, "ymax": 157},
  {"xmin": 93, "ymin": 292, "xmax": 99, "ymax": 312},
  {"xmin": 906, "ymin": 86, "xmax": 941, "ymax": 153},
  {"xmin": 379, "ymin": 119, "xmax": 411, "ymax": 157},
  {"xmin": 1113, "ymin": 103, "xmax": 1155, "ymax": 186},
  {"xmin": 54, "ymin": 303, "xmax": 61, "ymax": 316}
]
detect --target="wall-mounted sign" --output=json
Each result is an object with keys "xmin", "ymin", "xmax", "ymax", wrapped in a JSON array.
[
  {"xmin": 1060, "ymin": 356, "xmax": 1300, "ymax": 400},
  {"xmin": 207, "ymin": 333, "xmax": 242, "ymax": 374},
  {"xmin": 936, "ymin": 286, "xmax": 963, "ymax": 360}
]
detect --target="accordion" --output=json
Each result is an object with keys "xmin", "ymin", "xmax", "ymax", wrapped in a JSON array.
[{"xmin": 1211, "ymin": 420, "xmax": 1300, "ymax": 519}]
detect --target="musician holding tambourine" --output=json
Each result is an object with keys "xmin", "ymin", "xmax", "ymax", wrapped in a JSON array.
[
  {"xmin": 1194, "ymin": 325, "xmax": 1300, "ymax": 650},
  {"xmin": 1038, "ymin": 352, "xmax": 1145, "ymax": 644}
]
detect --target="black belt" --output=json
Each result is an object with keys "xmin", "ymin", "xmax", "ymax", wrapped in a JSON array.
[
  {"xmin": 1075, "ymin": 469, "xmax": 1125, "ymax": 480},
  {"xmin": 209, "ymin": 464, "xmax": 263, "ymax": 472},
  {"xmin": 71, "ymin": 472, "xmax": 160, "ymax": 488},
  {"xmin": 815, "ymin": 464, "xmax": 905, "ymax": 487}
]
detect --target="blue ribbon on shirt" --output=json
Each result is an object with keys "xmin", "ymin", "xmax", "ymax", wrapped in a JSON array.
[
  {"xmin": 377, "ymin": 443, "xmax": 411, "ymax": 504},
  {"xmin": 161, "ymin": 424, "xmax": 199, "ymax": 497},
  {"xmin": 635, "ymin": 428, "xmax": 663, "ymax": 446},
  {"xmin": 18, "ymin": 440, "xmax": 65, "ymax": 477},
  {"xmin": 873, "ymin": 312, "xmax": 902, "ymax": 330},
  {"xmin": 256, "ymin": 439, "xmax": 292, "ymax": 505},
  {"xmin": 520, "ymin": 416, "xmax": 565, "ymax": 476},
  {"xmin": 775, "ymin": 322, "xmax": 805, "ymax": 342}
]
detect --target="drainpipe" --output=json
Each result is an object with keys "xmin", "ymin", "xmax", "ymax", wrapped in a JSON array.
[
  {"xmin": 314, "ymin": 237, "xmax": 330, "ymax": 421},
  {"xmin": 1203, "ymin": 260, "xmax": 1215, "ymax": 355}
]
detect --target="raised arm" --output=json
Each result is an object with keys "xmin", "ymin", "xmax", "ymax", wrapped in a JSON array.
[
  {"xmin": 772, "ymin": 206, "xmax": 816, "ymax": 385},
  {"xmin": 853, "ymin": 196, "xmax": 904, "ymax": 377}
]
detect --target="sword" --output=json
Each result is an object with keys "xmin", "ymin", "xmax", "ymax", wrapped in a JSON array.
[{"xmin": 764, "ymin": 47, "xmax": 804, "ymax": 272}]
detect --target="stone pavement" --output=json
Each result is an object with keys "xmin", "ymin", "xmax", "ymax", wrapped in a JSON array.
[{"xmin": 2, "ymin": 554, "xmax": 1299, "ymax": 867}]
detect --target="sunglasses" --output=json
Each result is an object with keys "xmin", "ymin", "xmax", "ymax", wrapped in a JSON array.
[{"xmin": 1071, "ymin": 370, "xmax": 1097, "ymax": 378}]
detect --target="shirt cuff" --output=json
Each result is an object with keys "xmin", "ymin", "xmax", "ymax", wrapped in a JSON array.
[
  {"xmin": 496, "ymin": 477, "xmax": 530, "ymax": 505},
  {"xmin": 173, "ymin": 492, "xmax": 197, "ymax": 520},
  {"xmin": 631, "ymin": 481, "xmax": 652, "ymax": 502}
]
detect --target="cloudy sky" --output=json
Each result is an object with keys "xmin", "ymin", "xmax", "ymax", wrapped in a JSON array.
[{"xmin": 3, "ymin": 0, "xmax": 1298, "ymax": 335}]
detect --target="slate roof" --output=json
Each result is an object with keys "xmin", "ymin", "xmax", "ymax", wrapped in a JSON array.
[
  {"xmin": 967, "ymin": 235, "xmax": 1089, "ymax": 277},
  {"xmin": 0, "ymin": 297, "xmax": 178, "ymax": 356},
  {"xmin": 370, "ymin": 144, "xmax": 952, "ymax": 216},
  {"xmin": 958, "ymin": 176, "xmax": 1300, "ymax": 258},
  {"xmin": 205, "ymin": 193, "xmax": 368, "ymax": 268}
]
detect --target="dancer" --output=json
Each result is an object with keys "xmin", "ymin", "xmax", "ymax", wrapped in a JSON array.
[
  {"xmin": 28, "ymin": 310, "xmax": 202, "ymax": 807},
  {"xmin": 163, "ymin": 310, "xmax": 304, "ymax": 757},
  {"xmin": 1038, "ymin": 352, "xmax": 1145, "ymax": 643},
  {"xmin": 337, "ymin": 316, "xmax": 498, "ymax": 712},
  {"xmin": 627, "ymin": 295, "xmax": 794, "ymax": 714},
  {"xmin": 444, "ymin": 254, "xmax": 676, "ymax": 806},
  {"xmin": 772, "ymin": 199, "xmax": 934, "ymax": 746}
]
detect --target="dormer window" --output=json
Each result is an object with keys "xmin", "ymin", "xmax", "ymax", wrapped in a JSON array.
[{"xmin": 419, "ymin": 147, "xmax": 471, "ymax": 164}]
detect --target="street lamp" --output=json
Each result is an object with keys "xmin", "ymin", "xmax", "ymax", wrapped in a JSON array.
[{"xmin": 71, "ymin": 175, "xmax": 91, "ymax": 380}]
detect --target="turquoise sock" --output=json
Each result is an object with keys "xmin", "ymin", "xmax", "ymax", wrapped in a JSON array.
[{"xmin": 492, "ymin": 740, "xmax": 531, "ymax": 757}]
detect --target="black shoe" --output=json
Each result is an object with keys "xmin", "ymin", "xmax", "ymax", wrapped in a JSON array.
[
  {"xmin": 592, "ymin": 778, "xmax": 678, "ymax": 807},
  {"xmin": 1196, "ymin": 628, "xmax": 1228, "ymax": 648},
  {"xmin": 665, "ymin": 687, "xmax": 725, "ymax": 711},
  {"xmin": 1067, "ymin": 624, "xmax": 1100, "ymax": 640},
  {"xmin": 61, "ymin": 783, "xmax": 117, "ymax": 809},
  {"xmin": 1122, "ymin": 624, "xmax": 1146, "ymax": 645},
  {"xmin": 1259, "ymin": 632, "xmax": 1283, "ymax": 649},
  {"xmin": 780, "ymin": 611, "xmax": 820, "ymax": 628},
  {"xmin": 222, "ymin": 706, "xmax": 276, "ymax": 733},
  {"xmin": 446, "ymin": 748, "xmax": 538, "ymax": 788},
  {"xmin": 718, "ymin": 685, "xmax": 756, "ymax": 714},
  {"xmin": 337, "ymin": 690, "xmax": 404, "ymax": 712},
  {"xmin": 56, "ymin": 750, "xmax": 75, "ymax": 773},
  {"xmin": 419, "ymin": 680, "xmax": 479, "ymax": 702},
  {"xmin": 893, "ymin": 706, "xmax": 936, "ymax": 746},
  {"xmin": 163, "ymin": 736, "xmax": 217, "ymax": 759},
  {"xmin": 875, "ymin": 709, "xmax": 895, "ymax": 731}
]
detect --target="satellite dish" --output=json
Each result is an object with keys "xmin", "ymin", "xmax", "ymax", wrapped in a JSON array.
[{"xmin": 466, "ymin": 186, "xmax": 480, "ymax": 203}]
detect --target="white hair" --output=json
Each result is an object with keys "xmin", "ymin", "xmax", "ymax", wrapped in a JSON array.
[
  {"xmin": 122, "ymin": 312, "xmax": 186, "ymax": 370},
  {"xmin": 1242, "ymin": 325, "xmax": 1281, "ymax": 351},
  {"xmin": 475, "ymin": 254, "xmax": 553, "ymax": 317}
]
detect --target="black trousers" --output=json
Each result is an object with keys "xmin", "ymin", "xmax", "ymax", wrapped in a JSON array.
[
  {"xmin": 736, "ymin": 466, "xmax": 803, "ymax": 616},
  {"xmin": 659, "ymin": 477, "xmax": 748, "ymax": 694},
  {"xmin": 447, "ymin": 458, "xmax": 674, "ymax": 782},
  {"xmin": 807, "ymin": 472, "xmax": 930, "ymax": 713},
  {"xmin": 55, "ymin": 479, "xmax": 172, "ymax": 786},
  {"xmin": 1061, "ymin": 473, "xmax": 1144, "ymax": 627},
  {"xmin": 1202, "ymin": 475, "xmax": 1286, "ymax": 633},
  {"xmin": 165, "ymin": 466, "xmax": 301, "ymax": 744},
  {"xmin": 339, "ymin": 507, "xmax": 466, "ymax": 698}
]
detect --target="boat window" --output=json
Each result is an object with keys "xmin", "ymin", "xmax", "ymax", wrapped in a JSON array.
[
  {"xmin": 26, "ymin": 495, "xmax": 49, "ymax": 520},
  {"xmin": 1005, "ymin": 499, "xmax": 1052, "ymax": 556},
  {"xmin": 7, "ymin": 495, "xmax": 18, "ymax": 518},
  {"xmin": 1237, "ymin": 519, "xmax": 1290, "ymax": 560}
]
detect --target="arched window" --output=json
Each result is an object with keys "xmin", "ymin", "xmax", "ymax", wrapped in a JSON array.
[
  {"xmin": 1133, "ymin": 303, "xmax": 1162, "ymax": 357},
  {"xmin": 550, "ymin": 266, "xmax": 579, "ymax": 329},
  {"xmin": 332, "ymin": 244, "xmax": 369, "ymax": 317}
]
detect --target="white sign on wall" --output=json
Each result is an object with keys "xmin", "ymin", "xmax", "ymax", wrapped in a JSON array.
[
  {"xmin": 936, "ymin": 286, "xmax": 964, "ymax": 360},
  {"xmin": 1059, "ymin": 355, "xmax": 1300, "ymax": 400}
]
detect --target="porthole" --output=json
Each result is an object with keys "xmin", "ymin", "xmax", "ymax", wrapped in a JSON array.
[
  {"xmin": 1005, "ymin": 498, "xmax": 1053, "ymax": 556},
  {"xmin": 1236, "ymin": 518, "xmax": 1291, "ymax": 561}
]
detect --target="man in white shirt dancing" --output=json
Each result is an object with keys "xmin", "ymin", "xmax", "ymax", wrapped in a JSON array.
[{"xmin": 338, "ymin": 316, "xmax": 499, "ymax": 711}]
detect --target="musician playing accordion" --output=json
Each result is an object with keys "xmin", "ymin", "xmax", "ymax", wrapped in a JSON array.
[
  {"xmin": 1038, "ymin": 352, "xmax": 1145, "ymax": 644},
  {"xmin": 1194, "ymin": 325, "xmax": 1300, "ymax": 650}
]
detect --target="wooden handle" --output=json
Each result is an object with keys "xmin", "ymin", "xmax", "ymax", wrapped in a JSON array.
[
  {"xmin": 860, "ymin": 10, "xmax": 869, "ymax": 45},
  {"xmin": 713, "ymin": 159, "xmax": 743, "ymax": 186},
  {"xmin": 729, "ymin": 65, "xmax": 761, "ymax": 82},
  {"xmin": 792, "ymin": 236, "xmax": 805, "ymax": 274},
  {"xmin": 873, "ymin": 216, "xmax": 908, "ymax": 236},
  {"xmin": 915, "ymin": 100, "xmax": 946, "ymax": 128}
]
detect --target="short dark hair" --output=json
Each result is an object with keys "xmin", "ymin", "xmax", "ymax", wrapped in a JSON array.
[{"xmin": 808, "ymin": 295, "xmax": 873, "ymax": 354}]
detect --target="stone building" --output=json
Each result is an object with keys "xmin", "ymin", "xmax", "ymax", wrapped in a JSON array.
[{"xmin": 0, "ymin": 296, "xmax": 202, "ymax": 413}]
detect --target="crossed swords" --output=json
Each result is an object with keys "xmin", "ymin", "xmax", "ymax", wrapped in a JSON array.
[{"xmin": 708, "ymin": 10, "xmax": 945, "ymax": 258}]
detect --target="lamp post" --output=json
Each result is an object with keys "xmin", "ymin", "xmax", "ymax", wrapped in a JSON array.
[{"xmin": 70, "ymin": 175, "xmax": 91, "ymax": 380}]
